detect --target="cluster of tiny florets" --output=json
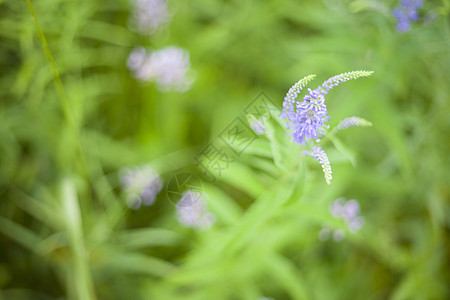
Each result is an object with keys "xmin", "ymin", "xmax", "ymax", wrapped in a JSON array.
[
  {"xmin": 119, "ymin": 165, "xmax": 163, "ymax": 209},
  {"xmin": 393, "ymin": 0, "xmax": 424, "ymax": 33},
  {"xmin": 337, "ymin": 116, "xmax": 373, "ymax": 130},
  {"xmin": 281, "ymin": 74, "xmax": 316, "ymax": 123},
  {"xmin": 303, "ymin": 146, "xmax": 332, "ymax": 185},
  {"xmin": 316, "ymin": 71, "xmax": 374, "ymax": 96},
  {"xmin": 281, "ymin": 75, "xmax": 329, "ymax": 144}
]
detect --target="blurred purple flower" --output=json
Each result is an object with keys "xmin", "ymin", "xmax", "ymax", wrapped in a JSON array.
[
  {"xmin": 318, "ymin": 227, "xmax": 331, "ymax": 241},
  {"xmin": 393, "ymin": 0, "xmax": 424, "ymax": 33},
  {"xmin": 348, "ymin": 216, "xmax": 365, "ymax": 233},
  {"xmin": 130, "ymin": 0, "xmax": 171, "ymax": 35},
  {"xmin": 330, "ymin": 198, "xmax": 364, "ymax": 232},
  {"xmin": 127, "ymin": 46, "xmax": 194, "ymax": 92},
  {"xmin": 329, "ymin": 197, "xmax": 346, "ymax": 218},
  {"xmin": 320, "ymin": 198, "xmax": 365, "ymax": 242},
  {"xmin": 127, "ymin": 47, "xmax": 147, "ymax": 70},
  {"xmin": 119, "ymin": 165, "xmax": 163, "ymax": 209},
  {"xmin": 332, "ymin": 229, "xmax": 346, "ymax": 242},
  {"xmin": 176, "ymin": 190, "xmax": 216, "ymax": 230},
  {"xmin": 247, "ymin": 114, "xmax": 267, "ymax": 135},
  {"xmin": 341, "ymin": 199, "xmax": 361, "ymax": 221}
]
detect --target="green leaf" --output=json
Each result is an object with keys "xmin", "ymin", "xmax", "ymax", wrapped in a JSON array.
[
  {"xmin": 264, "ymin": 252, "xmax": 309, "ymax": 300},
  {"xmin": 12, "ymin": 189, "xmax": 63, "ymax": 230},
  {"xmin": 104, "ymin": 252, "xmax": 176, "ymax": 277},
  {"xmin": 330, "ymin": 136, "xmax": 357, "ymax": 167},
  {"xmin": 265, "ymin": 117, "xmax": 286, "ymax": 171},
  {"xmin": 0, "ymin": 216, "xmax": 42, "ymax": 253},
  {"xmin": 115, "ymin": 228, "xmax": 184, "ymax": 249},
  {"xmin": 216, "ymin": 162, "xmax": 266, "ymax": 197},
  {"xmin": 203, "ymin": 183, "xmax": 243, "ymax": 225},
  {"xmin": 79, "ymin": 21, "xmax": 136, "ymax": 46},
  {"xmin": 243, "ymin": 138, "xmax": 273, "ymax": 158},
  {"xmin": 285, "ymin": 160, "xmax": 307, "ymax": 204}
]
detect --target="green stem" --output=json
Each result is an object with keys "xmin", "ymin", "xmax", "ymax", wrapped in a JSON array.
[
  {"xmin": 62, "ymin": 177, "xmax": 97, "ymax": 300},
  {"xmin": 26, "ymin": 2, "xmax": 94, "ymax": 299},
  {"xmin": 318, "ymin": 126, "xmax": 338, "ymax": 146},
  {"xmin": 26, "ymin": 0, "xmax": 74, "ymax": 127},
  {"xmin": 25, "ymin": 0, "xmax": 88, "ymax": 177}
]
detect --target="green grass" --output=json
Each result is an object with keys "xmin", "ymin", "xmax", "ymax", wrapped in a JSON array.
[{"xmin": 0, "ymin": 0, "xmax": 449, "ymax": 299}]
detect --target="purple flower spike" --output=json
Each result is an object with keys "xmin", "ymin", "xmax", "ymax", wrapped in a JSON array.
[
  {"xmin": 290, "ymin": 93, "xmax": 329, "ymax": 144},
  {"xmin": 281, "ymin": 75, "xmax": 316, "ymax": 121},
  {"xmin": 304, "ymin": 146, "xmax": 332, "ymax": 184},
  {"xmin": 337, "ymin": 116, "xmax": 372, "ymax": 130},
  {"xmin": 282, "ymin": 71, "xmax": 372, "ymax": 145}
]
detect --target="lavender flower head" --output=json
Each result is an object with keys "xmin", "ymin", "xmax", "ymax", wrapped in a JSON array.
[
  {"xmin": 176, "ymin": 190, "xmax": 216, "ymax": 230},
  {"xmin": 281, "ymin": 75, "xmax": 327, "ymax": 144},
  {"xmin": 303, "ymin": 146, "xmax": 332, "ymax": 185},
  {"xmin": 119, "ymin": 165, "xmax": 163, "ymax": 210},
  {"xmin": 281, "ymin": 71, "xmax": 373, "ymax": 144},
  {"xmin": 337, "ymin": 116, "xmax": 372, "ymax": 130},
  {"xmin": 129, "ymin": 0, "xmax": 171, "ymax": 35},
  {"xmin": 393, "ymin": 0, "xmax": 424, "ymax": 33},
  {"xmin": 127, "ymin": 46, "xmax": 194, "ymax": 92}
]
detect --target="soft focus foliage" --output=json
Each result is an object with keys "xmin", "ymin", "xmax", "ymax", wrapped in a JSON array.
[{"xmin": 0, "ymin": 0, "xmax": 449, "ymax": 299}]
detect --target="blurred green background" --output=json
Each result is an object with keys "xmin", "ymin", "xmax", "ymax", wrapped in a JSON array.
[{"xmin": 1, "ymin": 0, "xmax": 449, "ymax": 299}]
